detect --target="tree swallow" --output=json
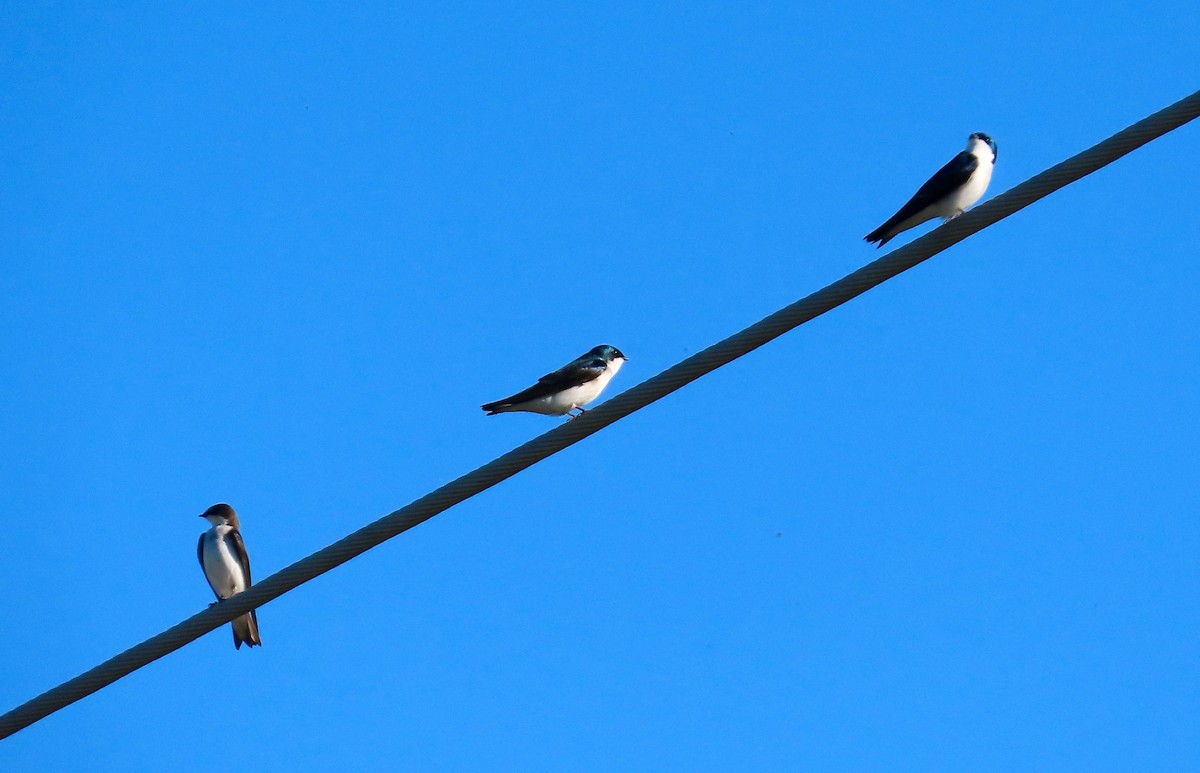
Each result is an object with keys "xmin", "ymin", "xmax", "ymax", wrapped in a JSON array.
[
  {"xmin": 197, "ymin": 503, "xmax": 262, "ymax": 650},
  {"xmin": 481, "ymin": 344, "xmax": 628, "ymax": 418},
  {"xmin": 865, "ymin": 132, "xmax": 998, "ymax": 247}
]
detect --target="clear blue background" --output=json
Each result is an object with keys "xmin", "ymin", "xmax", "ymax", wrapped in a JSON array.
[{"xmin": 2, "ymin": 3, "xmax": 1198, "ymax": 770}]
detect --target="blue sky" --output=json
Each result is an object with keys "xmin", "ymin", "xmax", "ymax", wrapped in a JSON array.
[{"xmin": 2, "ymin": 2, "xmax": 1198, "ymax": 770}]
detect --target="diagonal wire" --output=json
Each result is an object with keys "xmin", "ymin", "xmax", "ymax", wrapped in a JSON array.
[{"xmin": 2, "ymin": 88, "xmax": 1198, "ymax": 741}]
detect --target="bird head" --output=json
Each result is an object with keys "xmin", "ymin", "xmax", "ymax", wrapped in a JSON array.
[
  {"xmin": 199, "ymin": 503, "xmax": 239, "ymax": 528},
  {"xmin": 969, "ymin": 132, "xmax": 997, "ymax": 162},
  {"xmin": 590, "ymin": 344, "xmax": 628, "ymax": 363}
]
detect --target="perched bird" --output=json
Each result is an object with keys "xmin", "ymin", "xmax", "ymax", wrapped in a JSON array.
[
  {"xmin": 482, "ymin": 344, "xmax": 628, "ymax": 418},
  {"xmin": 197, "ymin": 503, "xmax": 262, "ymax": 649},
  {"xmin": 865, "ymin": 132, "xmax": 998, "ymax": 247}
]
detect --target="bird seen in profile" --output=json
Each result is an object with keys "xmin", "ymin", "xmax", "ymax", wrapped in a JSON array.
[
  {"xmin": 481, "ymin": 344, "xmax": 628, "ymax": 418},
  {"xmin": 197, "ymin": 503, "xmax": 262, "ymax": 650},
  {"xmin": 865, "ymin": 132, "xmax": 998, "ymax": 247}
]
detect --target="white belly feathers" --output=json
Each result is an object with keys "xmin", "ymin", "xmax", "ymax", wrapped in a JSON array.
[{"xmin": 202, "ymin": 527, "xmax": 247, "ymax": 599}]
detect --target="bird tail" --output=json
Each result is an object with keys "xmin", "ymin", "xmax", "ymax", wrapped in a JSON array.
[
  {"xmin": 863, "ymin": 223, "xmax": 896, "ymax": 248},
  {"xmin": 480, "ymin": 401, "xmax": 511, "ymax": 416},
  {"xmin": 232, "ymin": 609, "xmax": 262, "ymax": 650}
]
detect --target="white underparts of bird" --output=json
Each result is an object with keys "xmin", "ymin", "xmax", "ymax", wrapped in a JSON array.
[
  {"xmin": 198, "ymin": 502, "xmax": 262, "ymax": 650},
  {"xmin": 865, "ymin": 132, "xmax": 998, "ymax": 247},
  {"xmin": 481, "ymin": 344, "xmax": 628, "ymax": 418}
]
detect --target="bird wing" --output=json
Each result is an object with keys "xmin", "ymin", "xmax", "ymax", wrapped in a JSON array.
[
  {"xmin": 535, "ymin": 353, "xmax": 607, "ymax": 390},
  {"xmin": 483, "ymin": 354, "xmax": 607, "ymax": 408},
  {"xmin": 888, "ymin": 151, "xmax": 978, "ymax": 224},
  {"xmin": 197, "ymin": 533, "xmax": 221, "ymax": 600},
  {"xmin": 229, "ymin": 529, "xmax": 254, "ymax": 586}
]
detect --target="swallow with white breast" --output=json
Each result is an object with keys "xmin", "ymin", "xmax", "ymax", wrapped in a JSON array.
[
  {"xmin": 482, "ymin": 344, "xmax": 628, "ymax": 418},
  {"xmin": 197, "ymin": 503, "xmax": 262, "ymax": 649},
  {"xmin": 865, "ymin": 132, "xmax": 997, "ymax": 247}
]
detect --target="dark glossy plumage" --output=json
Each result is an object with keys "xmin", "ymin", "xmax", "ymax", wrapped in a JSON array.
[
  {"xmin": 865, "ymin": 151, "xmax": 979, "ymax": 246},
  {"xmin": 482, "ymin": 345, "xmax": 625, "ymax": 414}
]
